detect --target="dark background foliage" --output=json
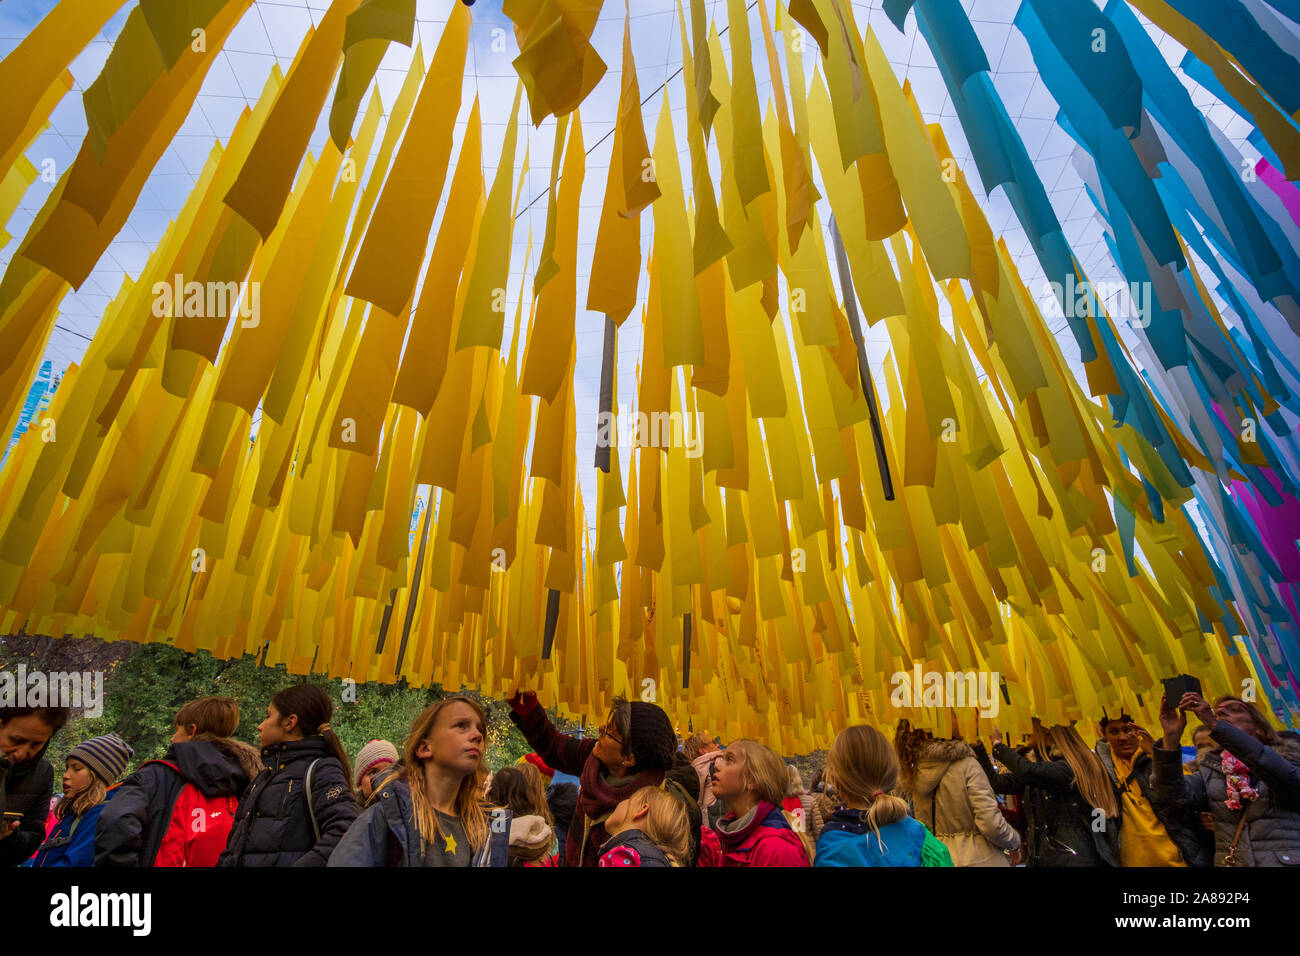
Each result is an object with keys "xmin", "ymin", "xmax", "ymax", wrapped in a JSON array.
[{"xmin": 0, "ymin": 633, "xmax": 594, "ymax": 776}]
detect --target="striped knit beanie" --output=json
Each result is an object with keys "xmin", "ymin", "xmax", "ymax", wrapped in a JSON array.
[{"xmin": 68, "ymin": 734, "xmax": 134, "ymax": 783}]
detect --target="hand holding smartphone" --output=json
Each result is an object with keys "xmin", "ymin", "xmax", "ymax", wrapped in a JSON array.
[{"xmin": 1160, "ymin": 674, "xmax": 1202, "ymax": 707}]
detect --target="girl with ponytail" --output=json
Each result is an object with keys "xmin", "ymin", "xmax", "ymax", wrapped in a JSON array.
[
  {"xmin": 815, "ymin": 725, "xmax": 953, "ymax": 867},
  {"xmin": 218, "ymin": 684, "xmax": 359, "ymax": 867},
  {"xmin": 329, "ymin": 697, "xmax": 511, "ymax": 867}
]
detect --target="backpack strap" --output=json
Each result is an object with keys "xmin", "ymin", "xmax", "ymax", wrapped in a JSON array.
[
  {"xmin": 141, "ymin": 759, "xmax": 182, "ymax": 774},
  {"xmin": 304, "ymin": 758, "xmax": 322, "ymax": 844}
]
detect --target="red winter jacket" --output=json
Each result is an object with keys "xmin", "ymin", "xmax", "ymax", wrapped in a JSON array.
[{"xmin": 716, "ymin": 801, "xmax": 810, "ymax": 867}]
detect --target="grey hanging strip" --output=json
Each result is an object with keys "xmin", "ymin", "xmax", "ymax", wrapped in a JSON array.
[
  {"xmin": 682, "ymin": 612, "xmax": 692, "ymax": 690},
  {"xmin": 395, "ymin": 492, "xmax": 434, "ymax": 674},
  {"xmin": 541, "ymin": 587, "xmax": 562, "ymax": 659},
  {"xmin": 828, "ymin": 215, "xmax": 896, "ymax": 501},
  {"xmin": 373, "ymin": 588, "xmax": 397, "ymax": 654},
  {"xmin": 595, "ymin": 315, "xmax": 616, "ymax": 472}
]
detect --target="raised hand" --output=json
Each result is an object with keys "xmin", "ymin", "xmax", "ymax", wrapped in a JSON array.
[
  {"xmin": 1159, "ymin": 694, "xmax": 1186, "ymax": 747},
  {"xmin": 1179, "ymin": 692, "xmax": 1214, "ymax": 728}
]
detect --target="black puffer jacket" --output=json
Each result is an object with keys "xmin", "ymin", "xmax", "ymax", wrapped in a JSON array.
[
  {"xmin": 1151, "ymin": 722, "xmax": 1300, "ymax": 867},
  {"xmin": 95, "ymin": 735, "xmax": 263, "ymax": 866},
  {"xmin": 981, "ymin": 742, "xmax": 1119, "ymax": 867},
  {"xmin": 1095, "ymin": 741, "xmax": 1213, "ymax": 867},
  {"xmin": 546, "ymin": 782, "xmax": 578, "ymax": 861},
  {"xmin": 218, "ymin": 737, "xmax": 358, "ymax": 867},
  {"xmin": 665, "ymin": 753, "xmax": 704, "ymax": 867},
  {"xmin": 0, "ymin": 745, "xmax": 53, "ymax": 866}
]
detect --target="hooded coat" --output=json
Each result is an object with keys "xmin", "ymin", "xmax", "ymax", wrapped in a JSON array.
[
  {"xmin": 27, "ymin": 785, "xmax": 121, "ymax": 867},
  {"xmin": 905, "ymin": 738, "xmax": 1020, "ymax": 867},
  {"xmin": 1151, "ymin": 721, "xmax": 1300, "ymax": 867},
  {"xmin": 715, "ymin": 801, "xmax": 811, "ymax": 867},
  {"xmin": 327, "ymin": 776, "xmax": 510, "ymax": 867},
  {"xmin": 95, "ymin": 735, "xmax": 263, "ymax": 867},
  {"xmin": 815, "ymin": 808, "xmax": 954, "ymax": 867},
  {"xmin": 218, "ymin": 737, "xmax": 358, "ymax": 867}
]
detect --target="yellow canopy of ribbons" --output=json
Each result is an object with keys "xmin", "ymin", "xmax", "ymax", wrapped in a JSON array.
[{"xmin": 0, "ymin": 0, "xmax": 1271, "ymax": 752}]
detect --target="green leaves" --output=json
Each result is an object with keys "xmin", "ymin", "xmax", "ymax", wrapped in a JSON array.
[{"xmin": 12, "ymin": 638, "xmax": 577, "ymax": 779}]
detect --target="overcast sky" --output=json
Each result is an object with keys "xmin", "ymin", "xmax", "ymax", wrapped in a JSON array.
[{"xmin": 0, "ymin": 0, "xmax": 1269, "ymax": 533}]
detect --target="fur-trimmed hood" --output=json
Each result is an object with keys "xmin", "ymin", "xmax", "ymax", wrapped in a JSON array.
[
  {"xmin": 910, "ymin": 739, "xmax": 975, "ymax": 797},
  {"xmin": 169, "ymin": 734, "xmax": 265, "ymax": 796}
]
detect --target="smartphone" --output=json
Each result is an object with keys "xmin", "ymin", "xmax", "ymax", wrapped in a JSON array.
[
  {"xmin": 1161, "ymin": 674, "xmax": 1203, "ymax": 705},
  {"xmin": 2, "ymin": 810, "xmax": 23, "ymax": 821}
]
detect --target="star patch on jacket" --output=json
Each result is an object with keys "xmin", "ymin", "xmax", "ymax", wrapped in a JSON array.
[{"xmin": 443, "ymin": 833, "xmax": 457, "ymax": 855}]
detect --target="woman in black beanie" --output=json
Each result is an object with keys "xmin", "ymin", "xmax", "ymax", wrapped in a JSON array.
[{"xmin": 506, "ymin": 689, "xmax": 677, "ymax": 866}]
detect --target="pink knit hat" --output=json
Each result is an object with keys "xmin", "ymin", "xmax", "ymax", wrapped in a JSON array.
[{"xmin": 354, "ymin": 738, "xmax": 399, "ymax": 787}]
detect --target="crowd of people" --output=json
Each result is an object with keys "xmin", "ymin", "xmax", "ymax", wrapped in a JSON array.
[{"xmin": 1, "ymin": 682, "xmax": 1297, "ymax": 867}]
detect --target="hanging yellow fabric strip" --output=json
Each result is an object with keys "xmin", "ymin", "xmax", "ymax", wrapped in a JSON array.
[
  {"xmin": 224, "ymin": 0, "xmax": 363, "ymax": 239},
  {"xmin": 0, "ymin": 0, "xmax": 127, "ymax": 175},
  {"xmin": 391, "ymin": 99, "xmax": 484, "ymax": 415},
  {"xmin": 344, "ymin": 2, "xmax": 468, "ymax": 315},
  {"xmin": 456, "ymin": 85, "xmax": 524, "ymax": 352},
  {"xmin": 521, "ymin": 116, "xmax": 585, "ymax": 403},
  {"xmin": 505, "ymin": 0, "xmax": 607, "ymax": 126}
]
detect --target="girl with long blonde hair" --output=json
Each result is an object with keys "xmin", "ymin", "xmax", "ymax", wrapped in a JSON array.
[
  {"xmin": 986, "ymin": 723, "xmax": 1120, "ymax": 866},
  {"xmin": 329, "ymin": 697, "xmax": 510, "ymax": 867},
  {"xmin": 815, "ymin": 725, "xmax": 953, "ymax": 867}
]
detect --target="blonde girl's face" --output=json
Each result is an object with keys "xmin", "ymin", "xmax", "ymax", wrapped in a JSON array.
[
  {"xmin": 710, "ymin": 747, "xmax": 750, "ymax": 801},
  {"xmin": 415, "ymin": 701, "xmax": 484, "ymax": 777},
  {"xmin": 62, "ymin": 758, "xmax": 94, "ymax": 796}
]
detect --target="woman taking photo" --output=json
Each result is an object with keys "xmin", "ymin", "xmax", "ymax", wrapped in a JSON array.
[
  {"xmin": 1153, "ymin": 692, "xmax": 1300, "ymax": 866},
  {"xmin": 983, "ymin": 723, "xmax": 1119, "ymax": 866},
  {"xmin": 329, "ymin": 696, "xmax": 510, "ymax": 867}
]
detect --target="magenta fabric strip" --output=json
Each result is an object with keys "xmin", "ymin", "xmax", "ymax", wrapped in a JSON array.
[{"xmin": 1257, "ymin": 158, "xmax": 1300, "ymax": 229}]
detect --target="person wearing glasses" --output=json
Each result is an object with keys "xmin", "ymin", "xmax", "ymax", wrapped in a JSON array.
[
  {"xmin": 506, "ymin": 689, "xmax": 677, "ymax": 866},
  {"xmin": 1152, "ymin": 692, "xmax": 1300, "ymax": 867}
]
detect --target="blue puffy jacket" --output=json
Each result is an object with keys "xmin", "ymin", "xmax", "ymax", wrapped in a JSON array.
[
  {"xmin": 25, "ymin": 784, "xmax": 121, "ymax": 868},
  {"xmin": 815, "ymin": 809, "xmax": 953, "ymax": 867}
]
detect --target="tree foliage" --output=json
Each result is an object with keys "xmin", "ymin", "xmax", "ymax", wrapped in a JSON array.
[{"xmin": 2, "ymin": 636, "xmax": 584, "ymax": 779}]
